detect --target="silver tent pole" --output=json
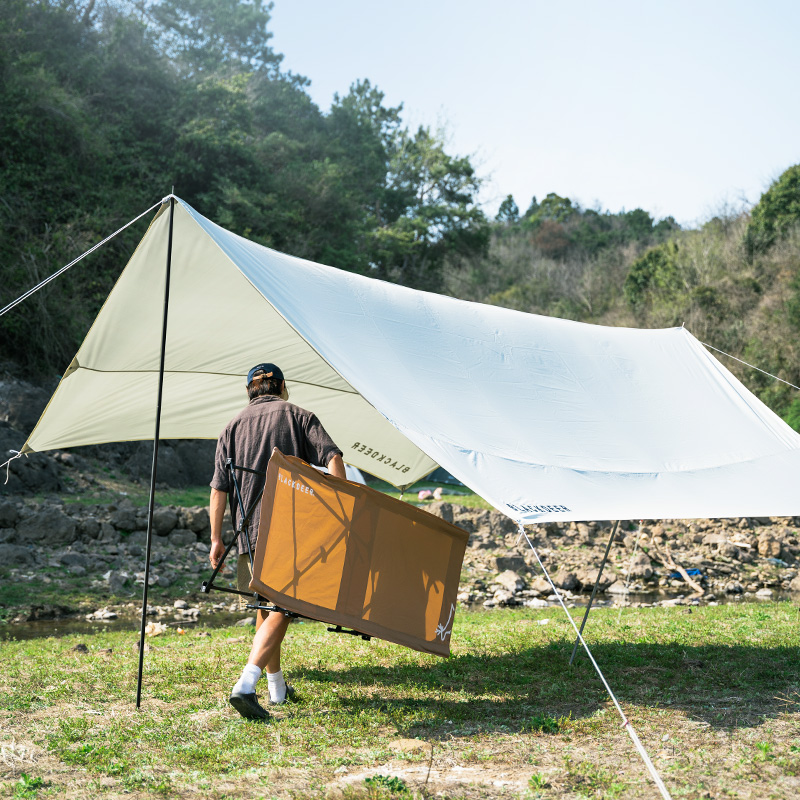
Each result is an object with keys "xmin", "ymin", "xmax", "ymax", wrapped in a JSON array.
[
  {"xmin": 136, "ymin": 195, "xmax": 176, "ymax": 709},
  {"xmin": 569, "ymin": 520, "xmax": 619, "ymax": 666}
]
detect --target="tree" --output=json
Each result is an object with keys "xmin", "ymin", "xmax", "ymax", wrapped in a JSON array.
[
  {"xmin": 496, "ymin": 195, "xmax": 519, "ymax": 224},
  {"xmin": 746, "ymin": 164, "xmax": 800, "ymax": 254}
]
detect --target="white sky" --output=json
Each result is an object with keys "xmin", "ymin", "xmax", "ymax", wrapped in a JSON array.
[{"xmin": 269, "ymin": 0, "xmax": 800, "ymax": 227}]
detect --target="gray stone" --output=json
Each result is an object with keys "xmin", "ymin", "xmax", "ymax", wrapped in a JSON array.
[
  {"xmin": 524, "ymin": 597, "xmax": 549, "ymax": 608},
  {"xmin": 789, "ymin": 574, "xmax": 800, "ymax": 592},
  {"xmin": 17, "ymin": 508, "xmax": 77, "ymax": 545},
  {"xmin": 0, "ymin": 543, "xmax": 36, "ymax": 567},
  {"xmin": 107, "ymin": 570, "xmax": 128, "ymax": 595},
  {"xmin": 99, "ymin": 522, "xmax": 119, "ymax": 543},
  {"xmin": 60, "ymin": 552, "xmax": 89, "ymax": 568},
  {"xmin": 69, "ymin": 564, "xmax": 87, "ymax": 576},
  {"xmin": 494, "ymin": 555, "xmax": 526, "ymax": 573},
  {"xmin": 173, "ymin": 599, "xmax": 189, "ymax": 609},
  {"xmin": 724, "ymin": 580, "xmax": 744, "ymax": 594},
  {"xmin": 495, "ymin": 569, "xmax": 525, "ymax": 593},
  {"xmin": 183, "ymin": 506, "xmax": 210, "ymax": 533},
  {"xmin": 79, "ymin": 518, "xmax": 101, "ymax": 539},
  {"xmin": 530, "ymin": 576, "xmax": 552, "ymax": 595},
  {"xmin": 153, "ymin": 508, "xmax": 178, "ymax": 536},
  {"xmin": 551, "ymin": 569, "xmax": 578, "ymax": 591},
  {"xmin": 576, "ymin": 567, "xmax": 615, "ymax": 590},
  {"xmin": 0, "ymin": 500, "xmax": 19, "ymax": 527},
  {"xmin": 234, "ymin": 616, "xmax": 256, "ymax": 626},
  {"xmin": 757, "ymin": 534, "xmax": 782, "ymax": 558},
  {"xmin": 0, "ymin": 528, "xmax": 15, "ymax": 543},
  {"xmin": 492, "ymin": 589, "xmax": 514, "ymax": 605},
  {"xmin": 626, "ymin": 552, "xmax": 653, "ymax": 580},
  {"xmin": 111, "ymin": 506, "xmax": 138, "ymax": 532},
  {"xmin": 606, "ymin": 580, "xmax": 630, "ymax": 595},
  {"xmin": 126, "ymin": 531, "xmax": 148, "ymax": 547},
  {"xmin": 168, "ymin": 529, "xmax": 197, "ymax": 547},
  {"xmin": 426, "ymin": 502, "xmax": 454, "ymax": 524}
]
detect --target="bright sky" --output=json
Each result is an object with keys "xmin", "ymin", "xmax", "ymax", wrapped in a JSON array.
[{"xmin": 269, "ymin": 0, "xmax": 799, "ymax": 227}]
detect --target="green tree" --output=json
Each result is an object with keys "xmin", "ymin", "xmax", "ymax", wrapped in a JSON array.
[
  {"xmin": 623, "ymin": 241, "xmax": 683, "ymax": 311},
  {"xmin": 496, "ymin": 195, "xmax": 519, "ymax": 224},
  {"xmin": 746, "ymin": 164, "xmax": 800, "ymax": 254}
]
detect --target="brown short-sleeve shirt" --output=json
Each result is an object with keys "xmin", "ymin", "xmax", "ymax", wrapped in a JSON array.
[{"xmin": 210, "ymin": 395, "xmax": 342, "ymax": 549}]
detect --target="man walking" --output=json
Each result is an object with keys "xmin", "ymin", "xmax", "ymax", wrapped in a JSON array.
[{"xmin": 209, "ymin": 362, "xmax": 345, "ymax": 720}]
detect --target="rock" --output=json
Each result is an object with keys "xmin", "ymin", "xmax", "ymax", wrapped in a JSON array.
[
  {"xmin": 60, "ymin": 552, "xmax": 89, "ymax": 568},
  {"xmin": 606, "ymin": 580, "xmax": 630, "ymax": 594},
  {"xmin": 106, "ymin": 570, "xmax": 129, "ymax": 594},
  {"xmin": 524, "ymin": 597, "xmax": 549, "ymax": 608},
  {"xmin": 495, "ymin": 555, "xmax": 526, "ymax": 573},
  {"xmin": 79, "ymin": 517, "xmax": 101, "ymax": 539},
  {"xmin": 174, "ymin": 599, "xmax": 189, "ymax": 609},
  {"xmin": 183, "ymin": 506, "xmax": 210, "ymax": 533},
  {"xmin": 529, "ymin": 576, "xmax": 552, "ymax": 595},
  {"xmin": 576, "ymin": 567, "xmax": 615, "ymax": 591},
  {"xmin": 0, "ymin": 528, "xmax": 14, "ymax": 543},
  {"xmin": 757, "ymin": 533, "xmax": 782, "ymax": 558},
  {"xmin": 426, "ymin": 502, "xmax": 454, "ymax": 523},
  {"xmin": 168, "ymin": 529, "xmax": 197, "ymax": 547},
  {"xmin": 71, "ymin": 643, "xmax": 89, "ymax": 653},
  {"xmin": 86, "ymin": 607, "xmax": 118, "ymax": 620},
  {"xmin": 724, "ymin": 581, "xmax": 744, "ymax": 594},
  {"xmin": 0, "ymin": 500, "xmax": 20, "ymax": 527},
  {"xmin": 111, "ymin": 503, "xmax": 139, "ymax": 532},
  {"xmin": 153, "ymin": 508, "xmax": 178, "ymax": 536},
  {"xmin": 495, "ymin": 569, "xmax": 525, "ymax": 593},
  {"xmin": 492, "ymin": 589, "xmax": 514, "ymax": 605},
  {"xmin": 755, "ymin": 588, "xmax": 774, "ymax": 598},
  {"xmin": 155, "ymin": 575, "xmax": 172, "ymax": 588},
  {"xmin": 99, "ymin": 522, "xmax": 120, "ymax": 543},
  {"xmin": 0, "ymin": 423, "xmax": 61, "ymax": 493},
  {"xmin": 68, "ymin": 564, "xmax": 87, "ymax": 576},
  {"xmin": 626, "ymin": 552, "xmax": 653, "ymax": 580},
  {"xmin": 234, "ymin": 616, "xmax": 256, "ymax": 626},
  {"xmin": 0, "ymin": 543, "xmax": 36, "ymax": 567},
  {"xmin": 17, "ymin": 508, "xmax": 77, "ymax": 545},
  {"xmin": 790, "ymin": 574, "xmax": 800, "ymax": 592},
  {"xmin": 550, "ymin": 569, "xmax": 577, "ymax": 591}
]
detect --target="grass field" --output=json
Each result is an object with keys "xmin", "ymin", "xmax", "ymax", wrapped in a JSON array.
[{"xmin": 2, "ymin": 604, "xmax": 800, "ymax": 799}]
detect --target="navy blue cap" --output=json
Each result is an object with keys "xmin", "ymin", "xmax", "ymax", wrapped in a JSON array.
[{"xmin": 247, "ymin": 363, "xmax": 284, "ymax": 384}]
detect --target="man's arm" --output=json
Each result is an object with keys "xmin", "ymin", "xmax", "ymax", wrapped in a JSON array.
[
  {"xmin": 327, "ymin": 453, "xmax": 346, "ymax": 480},
  {"xmin": 209, "ymin": 487, "xmax": 227, "ymax": 568}
]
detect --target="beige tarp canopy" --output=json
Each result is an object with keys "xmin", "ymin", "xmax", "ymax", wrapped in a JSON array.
[{"xmin": 23, "ymin": 199, "xmax": 437, "ymax": 489}]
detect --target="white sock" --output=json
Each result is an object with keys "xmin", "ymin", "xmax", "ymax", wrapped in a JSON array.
[
  {"xmin": 232, "ymin": 663, "xmax": 262, "ymax": 695},
  {"xmin": 267, "ymin": 669, "xmax": 286, "ymax": 703}
]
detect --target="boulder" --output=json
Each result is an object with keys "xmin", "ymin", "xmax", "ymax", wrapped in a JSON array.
[
  {"xmin": 530, "ymin": 576, "xmax": 552, "ymax": 595},
  {"xmin": 183, "ymin": 506, "xmax": 210, "ymax": 533},
  {"xmin": 550, "ymin": 569, "xmax": 577, "ymax": 591},
  {"xmin": 106, "ymin": 570, "xmax": 129, "ymax": 595},
  {"xmin": 724, "ymin": 580, "xmax": 744, "ymax": 594},
  {"xmin": 60, "ymin": 552, "xmax": 90, "ymax": 568},
  {"xmin": 111, "ymin": 505, "xmax": 138, "ymax": 532},
  {"xmin": 153, "ymin": 507, "xmax": 178, "ymax": 536},
  {"xmin": 495, "ymin": 569, "xmax": 525, "ymax": 593},
  {"xmin": 168, "ymin": 529, "xmax": 197, "ymax": 547},
  {"xmin": 426, "ymin": 502, "xmax": 454, "ymax": 523},
  {"xmin": 0, "ymin": 528, "xmax": 15, "ymax": 543},
  {"xmin": 492, "ymin": 589, "xmax": 514, "ymax": 605},
  {"xmin": 757, "ymin": 533, "xmax": 782, "ymax": 558},
  {"xmin": 524, "ymin": 597, "xmax": 549, "ymax": 608},
  {"xmin": 79, "ymin": 517, "xmax": 101, "ymax": 539},
  {"xmin": 626, "ymin": 552, "xmax": 653, "ymax": 580},
  {"xmin": 576, "ymin": 567, "xmax": 616, "ymax": 591},
  {"xmin": 16, "ymin": 508, "xmax": 77, "ymax": 545},
  {"xmin": 606, "ymin": 580, "xmax": 630, "ymax": 594},
  {"xmin": 494, "ymin": 555, "xmax": 526, "ymax": 573},
  {"xmin": 0, "ymin": 500, "xmax": 19, "ymax": 527},
  {"xmin": 0, "ymin": 543, "xmax": 36, "ymax": 567}
]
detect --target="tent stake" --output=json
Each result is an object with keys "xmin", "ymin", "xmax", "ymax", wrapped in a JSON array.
[
  {"xmin": 136, "ymin": 197, "xmax": 176, "ymax": 709},
  {"xmin": 569, "ymin": 520, "xmax": 619, "ymax": 666}
]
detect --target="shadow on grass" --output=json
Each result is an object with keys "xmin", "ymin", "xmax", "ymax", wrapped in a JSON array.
[{"xmin": 295, "ymin": 640, "xmax": 800, "ymax": 737}]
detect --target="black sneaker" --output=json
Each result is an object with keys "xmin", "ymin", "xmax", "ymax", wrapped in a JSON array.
[
  {"xmin": 229, "ymin": 691, "xmax": 270, "ymax": 720},
  {"xmin": 269, "ymin": 683, "xmax": 298, "ymax": 706}
]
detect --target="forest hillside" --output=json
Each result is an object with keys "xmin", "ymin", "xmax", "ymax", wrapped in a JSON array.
[{"xmin": 2, "ymin": 0, "xmax": 800, "ymax": 428}]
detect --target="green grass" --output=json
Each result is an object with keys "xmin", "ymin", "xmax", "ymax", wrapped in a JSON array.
[{"xmin": 2, "ymin": 604, "xmax": 800, "ymax": 797}]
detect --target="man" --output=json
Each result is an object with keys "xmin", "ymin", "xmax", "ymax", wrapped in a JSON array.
[{"xmin": 209, "ymin": 362, "xmax": 345, "ymax": 720}]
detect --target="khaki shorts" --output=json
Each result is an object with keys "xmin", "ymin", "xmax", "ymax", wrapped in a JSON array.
[{"xmin": 237, "ymin": 554, "xmax": 256, "ymax": 610}]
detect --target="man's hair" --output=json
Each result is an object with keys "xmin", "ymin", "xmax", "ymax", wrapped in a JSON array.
[{"xmin": 248, "ymin": 375, "xmax": 283, "ymax": 400}]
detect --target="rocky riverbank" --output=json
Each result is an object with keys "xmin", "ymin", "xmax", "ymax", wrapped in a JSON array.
[{"xmin": 2, "ymin": 495, "xmax": 800, "ymax": 628}]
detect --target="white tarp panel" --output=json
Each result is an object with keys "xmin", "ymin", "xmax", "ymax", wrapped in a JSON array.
[{"xmin": 24, "ymin": 197, "xmax": 800, "ymax": 522}]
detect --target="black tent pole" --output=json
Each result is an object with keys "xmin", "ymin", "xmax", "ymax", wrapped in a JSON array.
[
  {"xmin": 136, "ymin": 196, "xmax": 176, "ymax": 709},
  {"xmin": 568, "ymin": 519, "xmax": 619, "ymax": 666}
]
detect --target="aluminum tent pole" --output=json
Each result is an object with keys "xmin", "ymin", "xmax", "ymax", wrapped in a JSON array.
[
  {"xmin": 569, "ymin": 520, "xmax": 619, "ymax": 666},
  {"xmin": 136, "ymin": 196, "xmax": 176, "ymax": 709}
]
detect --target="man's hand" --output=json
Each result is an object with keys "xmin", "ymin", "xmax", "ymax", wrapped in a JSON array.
[
  {"xmin": 209, "ymin": 487, "xmax": 227, "ymax": 569},
  {"xmin": 209, "ymin": 538, "xmax": 225, "ymax": 569}
]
